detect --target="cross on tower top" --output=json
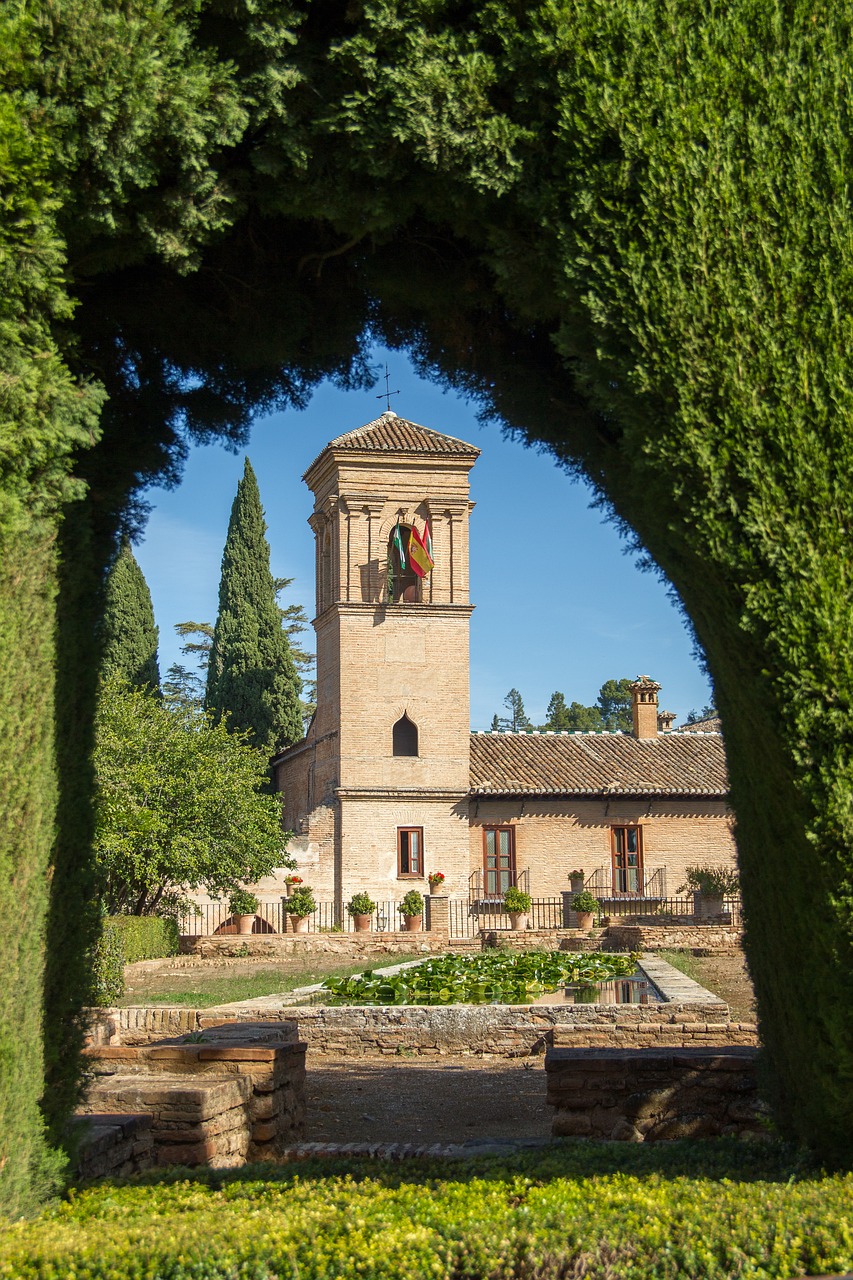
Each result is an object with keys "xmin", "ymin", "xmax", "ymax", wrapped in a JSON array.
[{"xmin": 376, "ymin": 364, "xmax": 400, "ymax": 412}]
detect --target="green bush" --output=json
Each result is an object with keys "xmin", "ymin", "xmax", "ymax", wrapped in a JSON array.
[
  {"xmin": 91, "ymin": 922, "xmax": 125, "ymax": 1004},
  {"xmin": 2, "ymin": 1144, "xmax": 852, "ymax": 1278},
  {"xmin": 347, "ymin": 891, "xmax": 376, "ymax": 916},
  {"xmin": 285, "ymin": 885, "xmax": 316, "ymax": 916},
  {"xmin": 571, "ymin": 891, "xmax": 600, "ymax": 915},
  {"xmin": 398, "ymin": 890, "xmax": 424, "ymax": 918},
  {"xmin": 91, "ymin": 916, "xmax": 179, "ymax": 1006},
  {"xmin": 228, "ymin": 889, "xmax": 258, "ymax": 917},
  {"xmin": 502, "ymin": 887, "xmax": 531, "ymax": 913},
  {"xmin": 106, "ymin": 915, "xmax": 179, "ymax": 964}
]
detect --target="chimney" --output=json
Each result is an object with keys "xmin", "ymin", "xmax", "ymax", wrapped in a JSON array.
[
  {"xmin": 657, "ymin": 709, "xmax": 677, "ymax": 732},
  {"xmin": 630, "ymin": 675, "xmax": 662, "ymax": 739}
]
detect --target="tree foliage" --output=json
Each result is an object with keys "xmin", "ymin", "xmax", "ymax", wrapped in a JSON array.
[
  {"xmin": 543, "ymin": 681, "xmax": 632, "ymax": 732},
  {"xmin": 98, "ymin": 539, "xmax": 159, "ymax": 691},
  {"xmin": 493, "ymin": 688, "xmax": 532, "ymax": 733},
  {"xmin": 206, "ymin": 459, "xmax": 303, "ymax": 755},
  {"xmin": 1, "ymin": 0, "xmax": 852, "ymax": 1205},
  {"xmin": 93, "ymin": 677, "xmax": 289, "ymax": 916}
]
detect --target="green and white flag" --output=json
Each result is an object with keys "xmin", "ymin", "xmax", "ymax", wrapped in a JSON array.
[{"xmin": 393, "ymin": 520, "xmax": 406, "ymax": 569}]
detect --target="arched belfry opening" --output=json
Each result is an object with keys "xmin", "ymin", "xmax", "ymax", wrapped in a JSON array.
[
  {"xmin": 393, "ymin": 712, "xmax": 419, "ymax": 757},
  {"xmin": 387, "ymin": 524, "xmax": 421, "ymax": 603}
]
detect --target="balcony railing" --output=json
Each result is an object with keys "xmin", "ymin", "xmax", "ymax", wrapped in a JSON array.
[{"xmin": 584, "ymin": 866, "xmax": 668, "ymax": 899}]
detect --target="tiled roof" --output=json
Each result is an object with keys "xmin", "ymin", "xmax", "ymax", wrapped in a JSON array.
[
  {"xmin": 678, "ymin": 715, "xmax": 722, "ymax": 734},
  {"xmin": 305, "ymin": 411, "xmax": 479, "ymax": 476},
  {"xmin": 469, "ymin": 731, "xmax": 728, "ymax": 797}
]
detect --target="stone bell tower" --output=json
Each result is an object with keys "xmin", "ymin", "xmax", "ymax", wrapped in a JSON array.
[{"xmin": 273, "ymin": 410, "xmax": 479, "ymax": 911}]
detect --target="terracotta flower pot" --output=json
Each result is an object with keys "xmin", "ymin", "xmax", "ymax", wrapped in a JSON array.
[
  {"xmin": 508, "ymin": 911, "xmax": 528, "ymax": 931},
  {"xmin": 402, "ymin": 914, "xmax": 422, "ymax": 932},
  {"xmin": 290, "ymin": 914, "xmax": 310, "ymax": 934},
  {"xmin": 353, "ymin": 913, "xmax": 372, "ymax": 933},
  {"xmin": 236, "ymin": 914, "xmax": 255, "ymax": 936},
  {"xmin": 575, "ymin": 910, "xmax": 594, "ymax": 932}
]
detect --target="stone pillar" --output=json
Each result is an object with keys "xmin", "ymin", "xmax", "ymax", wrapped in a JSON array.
[
  {"xmin": 561, "ymin": 891, "xmax": 576, "ymax": 929},
  {"xmin": 426, "ymin": 895, "xmax": 449, "ymax": 936}
]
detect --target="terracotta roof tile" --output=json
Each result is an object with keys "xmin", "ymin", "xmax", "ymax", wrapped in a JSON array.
[
  {"xmin": 305, "ymin": 411, "xmax": 479, "ymax": 477},
  {"xmin": 677, "ymin": 715, "xmax": 722, "ymax": 734},
  {"xmin": 469, "ymin": 731, "xmax": 728, "ymax": 797}
]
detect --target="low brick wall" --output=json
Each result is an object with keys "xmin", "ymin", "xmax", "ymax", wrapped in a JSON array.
[
  {"xmin": 604, "ymin": 925, "xmax": 742, "ymax": 955},
  {"xmin": 80, "ymin": 1022, "xmax": 306, "ymax": 1166},
  {"xmin": 180, "ymin": 933, "xmax": 476, "ymax": 959},
  {"xmin": 72, "ymin": 1112, "xmax": 155, "ymax": 1180},
  {"xmin": 545, "ymin": 1046, "xmax": 767, "ymax": 1140}
]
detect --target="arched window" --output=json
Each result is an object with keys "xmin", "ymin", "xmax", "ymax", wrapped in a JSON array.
[
  {"xmin": 393, "ymin": 713, "xmax": 419, "ymax": 757},
  {"xmin": 387, "ymin": 524, "xmax": 420, "ymax": 603}
]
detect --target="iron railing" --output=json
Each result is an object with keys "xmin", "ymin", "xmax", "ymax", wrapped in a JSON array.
[
  {"xmin": 467, "ymin": 867, "xmax": 530, "ymax": 903},
  {"xmin": 449, "ymin": 895, "xmax": 562, "ymax": 937},
  {"xmin": 600, "ymin": 894, "xmax": 742, "ymax": 926},
  {"xmin": 584, "ymin": 866, "xmax": 668, "ymax": 898},
  {"xmin": 178, "ymin": 899, "xmax": 401, "ymax": 937}
]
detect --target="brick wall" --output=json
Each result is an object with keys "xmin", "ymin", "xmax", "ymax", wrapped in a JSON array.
[{"xmin": 546, "ymin": 1046, "xmax": 766, "ymax": 1140}]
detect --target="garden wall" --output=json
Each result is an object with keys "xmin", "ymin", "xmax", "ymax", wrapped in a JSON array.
[
  {"xmin": 80, "ymin": 1022, "xmax": 306, "ymax": 1167},
  {"xmin": 180, "ymin": 933, "xmax": 477, "ymax": 959},
  {"xmin": 546, "ymin": 1046, "xmax": 766, "ymax": 1140},
  {"xmin": 604, "ymin": 924, "xmax": 742, "ymax": 954}
]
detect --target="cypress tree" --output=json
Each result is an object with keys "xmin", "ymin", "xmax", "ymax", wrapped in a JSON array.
[
  {"xmin": 206, "ymin": 459, "xmax": 302, "ymax": 755},
  {"xmin": 99, "ymin": 540, "xmax": 160, "ymax": 692}
]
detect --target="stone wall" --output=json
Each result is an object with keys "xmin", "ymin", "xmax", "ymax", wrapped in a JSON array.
[
  {"xmin": 546, "ymin": 1046, "xmax": 766, "ymax": 1140},
  {"xmin": 80, "ymin": 1023, "xmax": 306, "ymax": 1167},
  {"xmin": 72, "ymin": 1113, "xmax": 155, "ymax": 1180},
  {"xmin": 605, "ymin": 924, "xmax": 742, "ymax": 954},
  {"xmin": 179, "ymin": 933, "xmax": 473, "ymax": 959}
]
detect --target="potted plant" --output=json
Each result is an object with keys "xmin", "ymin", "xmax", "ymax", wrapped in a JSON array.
[
  {"xmin": 678, "ymin": 865, "xmax": 739, "ymax": 920},
  {"xmin": 228, "ymin": 888, "xmax": 258, "ymax": 936},
  {"xmin": 427, "ymin": 871, "xmax": 446, "ymax": 893},
  {"xmin": 347, "ymin": 891, "xmax": 376, "ymax": 933},
  {"xmin": 569, "ymin": 869, "xmax": 586, "ymax": 895},
  {"xmin": 283, "ymin": 874, "xmax": 303, "ymax": 897},
  {"xmin": 283, "ymin": 884, "xmax": 316, "ymax": 933},
  {"xmin": 502, "ymin": 886, "xmax": 532, "ymax": 931},
  {"xmin": 399, "ymin": 889, "xmax": 424, "ymax": 932},
  {"xmin": 571, "ymin": 890, "xmax": 599, "ymax": 932}
]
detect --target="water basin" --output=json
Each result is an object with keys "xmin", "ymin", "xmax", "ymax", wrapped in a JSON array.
[{"xmin": 528, "ymin": 975, "xmax": 661, "ymax": 1005}]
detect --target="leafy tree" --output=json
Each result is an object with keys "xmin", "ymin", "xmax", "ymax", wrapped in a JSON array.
[
  {"xmin": 162, "ymin": 622, "xmax": 214, "ymax": 708},
  {"xmin": 489, "ymin": 714, "xmax": 502, "ymax": 732},
  {"xmin": 98, "ymin": 540, "xmax": 159, "ymax": 691},
  {"xmin": 494, "ymin": 689, "xmax": 533, "ymax": 733},
  {"xmin": 543, "ymin": 691, "xmax": 570, "ymax": 731},
  {"xmin": 685, "ymin": 704, "xmax": 718, "ymax": 725},
  {"xmin": 206, "ymin": 460, "xmax": 303, "ymax": 755},
  {"xmin": 93, "ymin": 678, "xmax": 290, "ymax": 916},
  {"xmin": 596, "ymin": 679, "xmax": 633, "ymax": 732},
  {"xmin": 564, "ymin": 702, "xmax": 604, "ymax": 732}
]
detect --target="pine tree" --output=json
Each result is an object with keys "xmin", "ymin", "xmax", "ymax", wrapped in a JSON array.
[
  {"xmin": 99, "ymin": 540, "xmax": 160, "ymax": 691},
  {"xmin": 206, "ymin": 459, "xmax": 302, "ymax": 755},
  {"xmin": 494, "ymin": 689, "xmax": 533, "ymax": 732}
]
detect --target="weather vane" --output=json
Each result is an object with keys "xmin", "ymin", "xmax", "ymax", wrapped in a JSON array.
[{"xmin": 376, "ymin": 364, "xmax": 400, "ymax": 411}]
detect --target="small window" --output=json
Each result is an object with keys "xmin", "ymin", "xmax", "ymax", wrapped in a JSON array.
[
  {"xmin": 398, "ymin": 827, "xmax": 423, "ymax": 877},
  {"xmin": 387, "ymin": 524, "xmax": 421, "ymax": 603},
  {"xmin": 393, "ymin": 713, "xmax": 418, "ymax": 757}
]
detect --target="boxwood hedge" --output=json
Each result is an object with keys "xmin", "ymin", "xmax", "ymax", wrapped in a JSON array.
[{"xmin": 0, "ymin": 1143, "xmax": 850, "ymax": 1279}]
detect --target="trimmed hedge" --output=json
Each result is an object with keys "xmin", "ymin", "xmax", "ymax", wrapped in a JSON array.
[
  {"xmin": 0, "ymin": 1143, "xmax": 851, "ymax": 1279},
  {"xmin": 91, "ymin": 916, "xmax": 179, "ymax": 1005}
]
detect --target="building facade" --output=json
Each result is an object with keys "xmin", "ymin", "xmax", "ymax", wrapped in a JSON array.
[{"xmin": 271, "ymin": 411, "xmax": 736, "ymax": 913}]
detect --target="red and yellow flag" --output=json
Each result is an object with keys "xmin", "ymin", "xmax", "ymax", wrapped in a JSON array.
[{"xmin": 408, "ymin": 523, "xmax": 434, "ymax": 577}]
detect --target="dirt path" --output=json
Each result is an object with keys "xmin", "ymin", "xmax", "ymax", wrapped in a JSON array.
[{"xmin": 305, "ymin": 1053, "xmax": 551, "ymax": 1146}]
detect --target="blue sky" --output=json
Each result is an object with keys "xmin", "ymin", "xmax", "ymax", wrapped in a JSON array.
[{"xmin": 135, "ymin": 345, "xmax": 713, "ymax": 729}]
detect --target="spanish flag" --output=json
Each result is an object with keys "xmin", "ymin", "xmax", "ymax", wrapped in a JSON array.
[{"xmin": 408, "ymin": 523, "xmax": 434, "ymax": 577}]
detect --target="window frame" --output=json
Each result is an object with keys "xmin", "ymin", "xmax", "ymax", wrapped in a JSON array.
[
  {"xmin": 392, "ymin": 713, "xmax": 419, "ymax": 757},
  {"xmin": 482, "ymin": 825, "xmax": 517, "ymax": 897},
  {"xmin": 397, "ymin": 826, "xmax": 424, "ymax": 878},
  {"xmin": 610, "ymin": 824, "xmax": 644, "ymax": 895}
]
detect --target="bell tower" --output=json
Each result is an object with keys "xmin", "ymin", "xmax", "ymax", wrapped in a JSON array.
[{"xmin": 274, "ymin": 410, "xmax": 479, "ymax": 910}]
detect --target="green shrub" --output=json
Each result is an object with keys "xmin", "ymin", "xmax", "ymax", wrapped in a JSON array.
[
  {"xmin": 398, "ymin": 889, "xmax": 424, "ymax": 918},
  {"xmin": 91, "ymin": 922, "xmax": 125, "ymax": 1004},
  {"xmin": 228, "ymin": 889, "xmax": 258, "ymax": 917},
  {"xmin": 571, "ymin": 891, "xmax": 600, "ymax": 914},
  {"xmin": 347, "ymin": 891, "xmax": 376, "ymax": 916},
  {"xmin": 503, "ymin": 887, "xmax": 531, "ymax": 913},
  {"xmin": 106, "ymin": 915, "xmax": 179, "ymax": 964},
  {"xmin": 285, "ymin": 885, "xmax": 316, "ymax": 916},
  {"xmin": 2, "ymin": 1144, "xmax": 852, "ymax": 1278},
  {"xmin": 678, "ymin": 865, "xmax": 740, "ymax": 896}
]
